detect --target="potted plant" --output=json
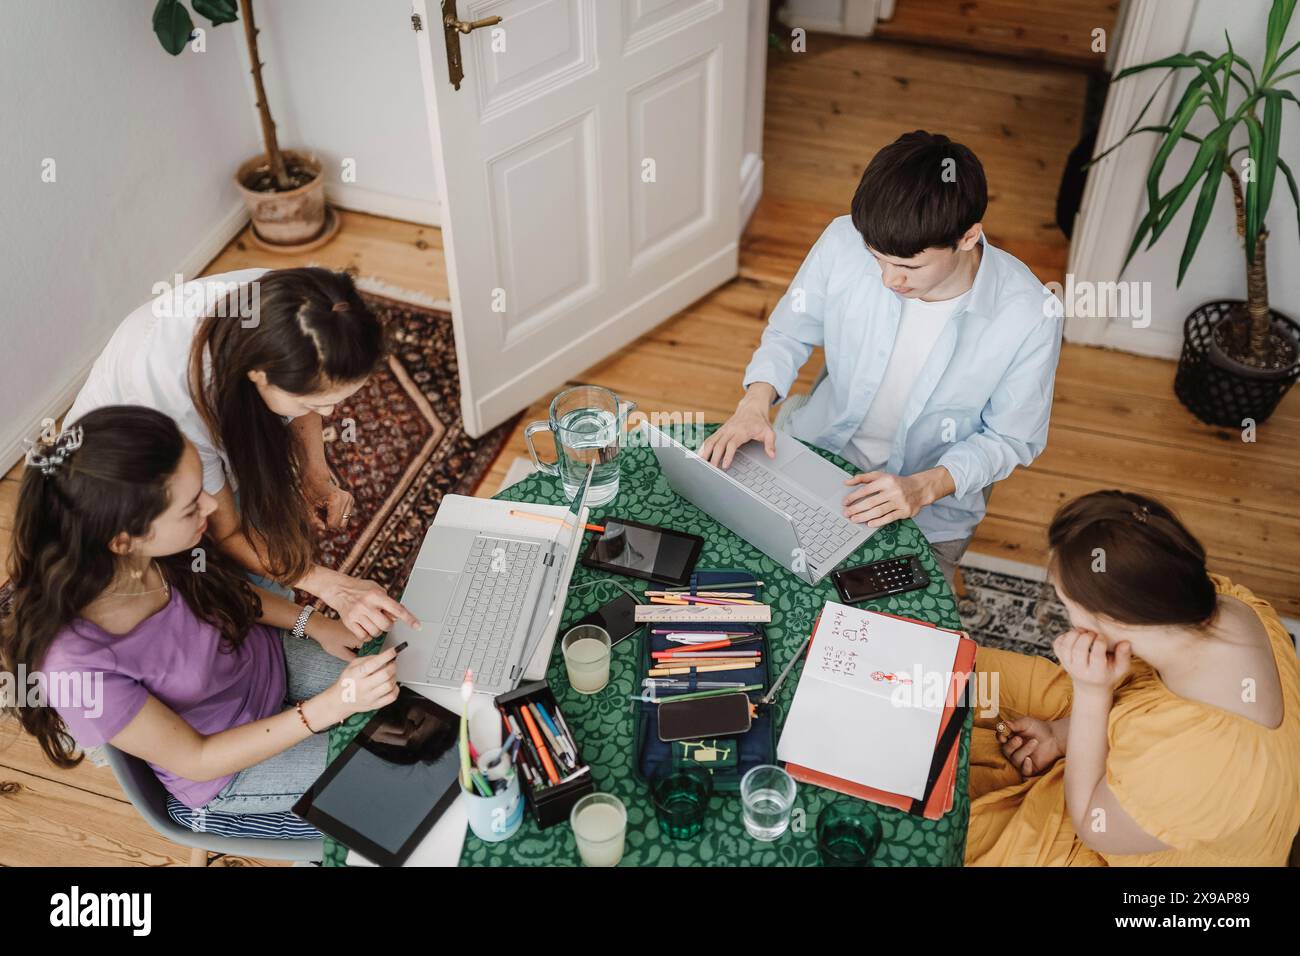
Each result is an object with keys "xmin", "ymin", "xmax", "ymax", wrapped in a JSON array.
[
  {"xmin": 152, "ymin": 0, "xmax": 334, "ymax": 248},
  {"xmin": 1094, "ymin": 0, "xmax": 1300, "ymax": 426}
]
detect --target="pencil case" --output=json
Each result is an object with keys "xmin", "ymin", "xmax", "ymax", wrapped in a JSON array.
[
  {"xmin": 495, "ymin": 680, "xmax": 595, "ymax": 830},
  {"xmin": 633, "ymin": 569, "xmax": 775, "ymax": 793}
]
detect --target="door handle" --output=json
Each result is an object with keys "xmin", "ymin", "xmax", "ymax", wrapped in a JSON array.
[{"xmin": 442, "ymin": 1, "xmax": 504, "ymax": 90}]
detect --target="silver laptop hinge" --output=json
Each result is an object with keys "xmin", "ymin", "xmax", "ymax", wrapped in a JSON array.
[{"xmin": 510, "ymin": 664, "xmax": 521, "ymax": 681}]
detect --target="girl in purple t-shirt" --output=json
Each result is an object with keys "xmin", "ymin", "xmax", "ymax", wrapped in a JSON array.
[{"xmin": 1, "ymin": 406, "xmax": 400, "ymax": 814}]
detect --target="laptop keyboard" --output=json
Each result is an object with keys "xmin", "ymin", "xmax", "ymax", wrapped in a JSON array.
[
  {"xmin": 725, "ymin": 455, "xmax": 856, "ymax": 568},
  {"xmin": 424, "ymin": 536, "xmax": 541, "ymax": 686}
]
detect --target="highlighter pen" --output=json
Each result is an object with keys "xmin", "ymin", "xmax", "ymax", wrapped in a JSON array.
[
  {"xmin": 529, "ymin": 702, "xmax": 571, "ymax": 769},
  {"xmin": 519, "ymin": 705, "xmax": 560, "ymax": 784}
]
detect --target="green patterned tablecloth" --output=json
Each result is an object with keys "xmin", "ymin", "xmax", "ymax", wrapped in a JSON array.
[{"xmin": 322, "ymin": 427, "xmax": 971, "ymax": 866}]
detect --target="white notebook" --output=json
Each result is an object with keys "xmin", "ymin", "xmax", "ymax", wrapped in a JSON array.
[{"xmin": 776, "ymin": 603, "xmax": 961, "ymax": 800}]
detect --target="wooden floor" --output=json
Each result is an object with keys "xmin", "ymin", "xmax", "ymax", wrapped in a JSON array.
[
  {"xmin": 2, "ymin": 32, "xmax": 1296, "ymax": 867},
  {"xmin": 873, "ymin": 0, "xmax": 1120, "ymax": 70}
]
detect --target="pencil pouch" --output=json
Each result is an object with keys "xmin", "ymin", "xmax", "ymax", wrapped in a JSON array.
[
  {"xmin": 633, "ymin": 569, "xmax": 775, "ymax": 792},
  {"xmin": 672, "ymin": 738, "xmax": 741, "ymax": 771}
]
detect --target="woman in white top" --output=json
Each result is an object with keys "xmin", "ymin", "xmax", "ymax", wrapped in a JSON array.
[{"xmin": 67, "ymin": 267, "xmax": 417, "ymax": 640}]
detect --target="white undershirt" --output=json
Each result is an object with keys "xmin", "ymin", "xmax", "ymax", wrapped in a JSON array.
[
  {"xmin": 65, "ymin": 268, "xmax": 268, "ymax": 495},
  {"xmin": 845, "ymin": 290, "xmax": 970, "ymax": 472}
]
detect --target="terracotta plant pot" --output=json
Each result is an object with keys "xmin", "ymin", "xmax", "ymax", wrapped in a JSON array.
[{"xmin": 234, "ymin": 149, "xmax": 327, "ymax": 246}]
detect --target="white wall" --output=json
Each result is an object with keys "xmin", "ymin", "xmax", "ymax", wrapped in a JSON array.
[
  {"xmin": 1109, "ymin": 0, "xmax": 1300, "ymax": 357},
  {"xmin": 0, "ymin": 2, "xmax": 262, "ymax": 465},
  {"xmin": 252, "ymin": 0, "xmax": 441, "ymax": 225}
]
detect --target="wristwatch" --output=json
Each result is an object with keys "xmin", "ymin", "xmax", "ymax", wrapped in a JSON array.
[{"xmin": 292, "ymin": 604, "xmax": 316, "ymax": 641}]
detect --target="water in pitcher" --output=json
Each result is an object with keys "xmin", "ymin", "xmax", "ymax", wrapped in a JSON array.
[{"xmin": 557, "ymin": 406, "xmax": 621, "ymax": 506}]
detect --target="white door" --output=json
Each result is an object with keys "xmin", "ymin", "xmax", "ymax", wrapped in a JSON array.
[{"xmin": 414, "ymin": 0, "xmax": 747, "ymax": 437}]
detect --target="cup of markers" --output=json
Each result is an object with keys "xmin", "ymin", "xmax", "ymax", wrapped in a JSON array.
[
  {"xmin": 459, "ymin": 669, "xmax": 523, "ymax": 843},
  {"xmin": 463, "ymin": 742, "xmax": 524, "ymax": 843}
]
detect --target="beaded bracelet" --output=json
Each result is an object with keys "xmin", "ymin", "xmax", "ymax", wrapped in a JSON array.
[{"xmin": 295, "ymin": 700, "xmax": 325, "ymax": 735}]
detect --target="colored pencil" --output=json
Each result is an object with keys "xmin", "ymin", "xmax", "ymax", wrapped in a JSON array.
[
  {"xmin": 647, "ymin": 662, "xmax": 759, "ymax": 677},
  {"xmin": 508, "ymin": 509, "xmax": 605, "ymax": 534}
]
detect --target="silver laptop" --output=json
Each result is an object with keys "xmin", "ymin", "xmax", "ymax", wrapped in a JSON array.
[
  {"xmin": 642, "ymin": 422, "xmax": 870, "ymax": 584},
  {"xmin": 385, "ymin": 467, "xmax": 593, "ymax": 695}
]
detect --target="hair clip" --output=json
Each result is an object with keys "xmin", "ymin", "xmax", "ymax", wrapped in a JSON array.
[
  {"xmin": 1132, "ymin": 504, "xmax": 1150, "ymax": 524},
  {"xmin": 23, "ymin": 425, "xmax": 84, "ymax": 477}
]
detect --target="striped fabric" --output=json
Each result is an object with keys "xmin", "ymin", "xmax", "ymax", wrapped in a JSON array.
[{"xmin": 165, "ymin": 795, "xmax": 322, "ymax": 840}]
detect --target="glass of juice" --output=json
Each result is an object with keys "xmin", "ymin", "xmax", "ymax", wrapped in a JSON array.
[
  {"xmin": 562, "ymin": 625, "xmax": 612, "ymax": 694},
  {"xmin": 570, "ymin": 792, "xmax": 627, "ymax": 867}
]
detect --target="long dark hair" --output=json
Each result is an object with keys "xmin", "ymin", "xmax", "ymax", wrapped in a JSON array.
[
  {"xmin": 190, "ymin": 267, "xmax": 384, "ymax": 583},
  {"xmin": 1048, "ymin": 490, "xmax": 1217, "ymax": 628},
  {"xmin": 0, "ymin": 406, "xmax": 262, "ymax": 768}
]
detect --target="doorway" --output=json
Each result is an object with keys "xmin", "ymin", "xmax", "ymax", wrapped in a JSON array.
[{"xmin": 757, "ymin": 0, "xmax": 1124, "ymax": 289}]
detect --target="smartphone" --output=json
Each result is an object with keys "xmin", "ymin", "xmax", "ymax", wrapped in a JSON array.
[
  {"xmin": 657, "ymin": 693, "xmax": 753, "ymax": 742},
  {"xmin": 571, "ymin": 593, "xmax": 642, "ymax": 647},
  {"xmin": 831, "ymin": 554, "xmax": 930, "ymax": 604},
  {"xmin": 581, "ymin": 517, "xmax": 704, "ymax": 586}
]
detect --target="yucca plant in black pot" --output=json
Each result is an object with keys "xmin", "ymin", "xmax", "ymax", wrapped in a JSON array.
[{"xmin": 1095, "ymin": 0, "xmax": 1300, "ymax": 426}]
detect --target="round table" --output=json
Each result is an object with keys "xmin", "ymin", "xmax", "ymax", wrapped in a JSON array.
[{"xmin": 322, "ymin": 428, "xmax": 971, "ymax": 866}]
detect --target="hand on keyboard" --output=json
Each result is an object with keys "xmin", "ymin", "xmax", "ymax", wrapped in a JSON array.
[
  {"xmin": 700, "ymin": 391, "xmax": 778, "ymax": 469},
  {"xmin": 843, "ymin": 470, "xmax": 944, "ymax": 527},
  {"xmin": 309, "ymin": 567, "xmax": 422, "ymax": 641}
]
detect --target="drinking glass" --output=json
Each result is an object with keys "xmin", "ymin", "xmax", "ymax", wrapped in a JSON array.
[
  {"xmin": 817, "ymin": 801, "xmax": 883, "ymax": 866},
  {"xmin": 739, "ymin": 764, "xmax": 797, "ymax": 841},
  {"xmin": 562, "ymin": 625, "xmax": 612, "ymax": 694},
  {"xmin": 652, "ymin": 769, "xmax": 712, "ymax": 839},
  {"xmin": 570, "ymin": 793, "xmax": 627, "ymax": 867}
]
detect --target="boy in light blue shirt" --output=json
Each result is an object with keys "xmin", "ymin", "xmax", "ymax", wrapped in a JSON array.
[{"xmin": 700, "ymin": 131, "xmax": 1064, "ymax": 588}]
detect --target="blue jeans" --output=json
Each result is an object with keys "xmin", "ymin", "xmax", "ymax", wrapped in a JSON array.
[{"xmin": 200, "ymin": 631, "xmax": 346, "ymax": 814}]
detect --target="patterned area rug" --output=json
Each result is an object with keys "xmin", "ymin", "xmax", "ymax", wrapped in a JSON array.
[
  {"xmin": 955, "ymin": 565, "xmax": 1070, "ymax": 661},
  {"xmin": 0, "ymin": 292, "xmax": 517, "ymax": 611},
  {"xmin": 308, "ymin": 292, "xmax": 518, "ymax": 598}
]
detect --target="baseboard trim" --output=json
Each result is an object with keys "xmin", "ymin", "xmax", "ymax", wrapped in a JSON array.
[{"xmin": 325, "ymin": 184, "xmax": 441, "ymax": 227}]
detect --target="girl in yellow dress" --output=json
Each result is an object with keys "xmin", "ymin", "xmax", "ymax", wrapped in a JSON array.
[{"xmin": 966, "ymin": 490, "xmax": 1300, "ymax": 866}]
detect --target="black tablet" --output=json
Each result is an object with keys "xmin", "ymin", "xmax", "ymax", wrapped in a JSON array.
[
  {"xmin": 580, "ymin": 517, "xmax": 704, "ymax": 586},
  {"xmin": 293, "ymin": 686, "xmax": 463, "ymax": 867}
]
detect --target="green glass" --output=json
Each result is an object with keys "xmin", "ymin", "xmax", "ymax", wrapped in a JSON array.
[
  {"xmin": 652, "ymin": 770, "xmax": 713, "ymax": 840},
  {"xmin": 817, "ymin": 802, "xmax": 883, "ymax": 867}
]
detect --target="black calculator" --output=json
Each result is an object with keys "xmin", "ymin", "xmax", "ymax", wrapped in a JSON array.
[{"xmin": 831, "ymin": 554, "xmax": 931, "ymax": 604}]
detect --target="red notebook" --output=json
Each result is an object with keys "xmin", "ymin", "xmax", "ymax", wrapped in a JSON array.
[{"xmin": 783, "ymin": 611, "xmax": 975, "ymax": 820}]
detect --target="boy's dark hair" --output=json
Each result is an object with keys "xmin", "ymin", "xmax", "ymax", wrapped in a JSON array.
[{"xmin": 851, "ymin": 130, "xmax": 988, "ymax": 258}]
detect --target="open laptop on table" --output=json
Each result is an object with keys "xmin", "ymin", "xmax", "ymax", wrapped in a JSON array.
[
  {"xmin": 383, "ymin": 466, "xmax": 593, "ymax": 697},
  {"xmin": 641, "ymin": 422, "xmax": 870, "ymax": 585}
]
